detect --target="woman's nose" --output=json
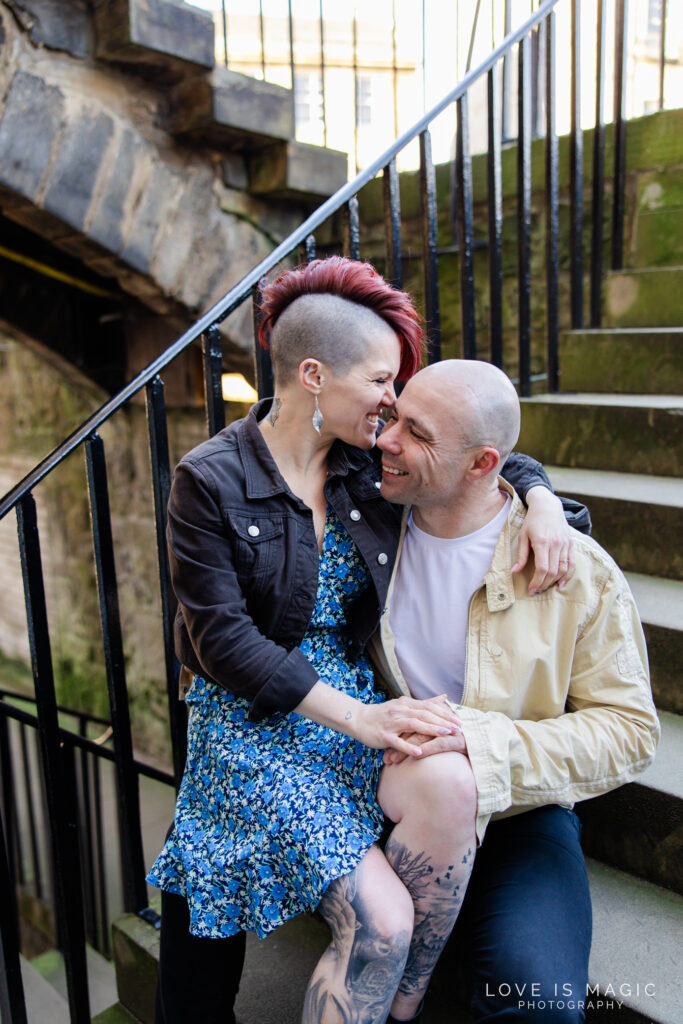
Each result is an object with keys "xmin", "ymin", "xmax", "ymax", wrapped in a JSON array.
[{"xmin": 381, "ymin": 383, "xmax": 396, "ymax": 405}]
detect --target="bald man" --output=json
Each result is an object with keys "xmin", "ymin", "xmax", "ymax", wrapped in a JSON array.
[{"xmin": 371, "ymin": 360, "xmax": 659, "ymax": 1022}]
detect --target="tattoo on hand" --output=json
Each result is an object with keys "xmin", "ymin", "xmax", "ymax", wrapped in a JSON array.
[{"xmin": 345, "ymin": 711, "xmax": 352, "ymax": 721}]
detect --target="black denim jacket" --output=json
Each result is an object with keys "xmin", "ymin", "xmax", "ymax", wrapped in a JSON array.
[{"xmin": 169, "ymin": 400, "xmax": 585, "ymax": 721}]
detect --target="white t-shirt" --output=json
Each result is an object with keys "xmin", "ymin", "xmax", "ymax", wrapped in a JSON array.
[{"xmin": 390, "ymin": 495, "xmax": 511, "ymax": 704}]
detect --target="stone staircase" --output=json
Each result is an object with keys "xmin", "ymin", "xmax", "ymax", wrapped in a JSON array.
[{"xmin": 515, "ymin": 197, "xmax": 683, "ymax": 1019}]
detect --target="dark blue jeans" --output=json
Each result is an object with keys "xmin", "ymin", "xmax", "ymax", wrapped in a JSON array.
[{"xmin": 455, "ymin": 805, "xmax": 592, "ymax": 1022}]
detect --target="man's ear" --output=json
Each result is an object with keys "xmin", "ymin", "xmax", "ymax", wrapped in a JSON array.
[
  {"xmin": 468, "ymin": 447, "xmax": 501, "ymax": 479},
  {"xmin": 298, "ymin": 358, "xmax": 325, "ymax": 394}
]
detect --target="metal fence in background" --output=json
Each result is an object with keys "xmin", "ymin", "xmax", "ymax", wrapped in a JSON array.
[{"xmin": 0, "ymin": 1, "xmax": 648, "ymax": 1019}]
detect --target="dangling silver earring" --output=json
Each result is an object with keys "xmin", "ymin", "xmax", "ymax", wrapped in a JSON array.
[{"xmin": 312, "ymin": 394, "xmax": 324, "ymax": 433}]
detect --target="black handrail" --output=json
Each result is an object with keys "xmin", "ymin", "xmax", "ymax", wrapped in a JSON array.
[{"xmin": 0, "ymin": 0, "xmax": 561, "ymax": 524}]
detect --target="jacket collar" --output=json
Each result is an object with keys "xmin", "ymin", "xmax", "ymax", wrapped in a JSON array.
[{"xmin": 236, "ymin": 399, "xmax": 376, "ymax": 500}]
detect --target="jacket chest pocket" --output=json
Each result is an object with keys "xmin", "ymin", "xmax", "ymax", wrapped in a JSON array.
[{"xmin": 226, "ymin": 511, "xmax": 285, "ymax": 582}]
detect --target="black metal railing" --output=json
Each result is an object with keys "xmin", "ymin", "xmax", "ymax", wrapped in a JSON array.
[{"xmin": 0, "ymin": 1, "xmax": 643, "ymax": 1017}]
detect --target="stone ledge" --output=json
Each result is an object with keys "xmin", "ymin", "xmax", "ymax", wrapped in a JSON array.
[
  {"xmin": 168, "ymin": 67, "xmax": 294, "ymax": 149},
  {"xmin": 93, "ymin": 0, "xmax": 215, "ymax": 79},
  {"xmin": 112, "ymin": 913, "xmax": 160, "ymax": 1024},
  {"xmin": 249, "ymin": 140, "xmax": 348, "ymax": 201}
]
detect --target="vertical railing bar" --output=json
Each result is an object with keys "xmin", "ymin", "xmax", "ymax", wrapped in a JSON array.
[
  {"xmin": 419, "ymin": 129, "xmax": 442, "ymax": 364},
  {"xmin": 252, "ymin": 280, "xmax": 275, "ymax": 401},
  {"xmin": 611, "ymin": 0, "xmax": 628, "ymax": 271},
  {"xmin": 20, "ymin": 723, "xmax": 41, "ymax": 896},
  {"xmin": 569, "ymin": 0, "xmax": 583, "ymax": 329},
  {"xmin": 590, "ymin": 0, "xmax": 606, "ymax": 328},
  {"xmin": 259, "ymin": 0, "xmax": 266, "ymax": 79},
  {"xmin": 288, "ymin": 0, "xmax": 295, "ymax": 92},
  {"xmin": 92, "ymin": 753, "xmax": 110, "ymax": 959},
  {"xmin": 545, "ymin": 12, "xmax": 559, "ymax": 391},
  {"xmin": 202, "ymin": 324, "xmax": 226, "ymax": 438},
  {"xmin": 343, "ymin": 198, "xmax": 360, "ymax": 262},
  {"xmin": 517, "ymin": 35, "xmax": 532, "ymax": 397},
  {"xmin": 383, "ymin": 159, "xmax": 403, "ymax": 290},
  {"xmin": 391, "ymin": 0, "xmax": 399, "ymax": 138},
  {"xmin": 658, "ymin": 0, "xmax": 667, "ymax": 111},
  {"xmin": 0, "ymin": 714, "xmax": 21, "ymax": 889},
  {"xmin": 487, "ymin": 63, "xmax": 504, "ymax": 368},
  {"xmin": 16, "ymin": 494, "xmax": 90, "ymax": 1023},
  {"xmin": 0, "ymin": 801, "xmax": 27, "ymax": 1024},
  {"xmin": 319, "ymin": 0, "xmax": 327, "ymax": 147},
  {"xmin": 77, "ymin": 717, "xmax": 97, "ymax": 949},
  {"xmin": 304, "ymin": 234, "xmax": 317, "ymax": 262},
  {"xmin": 502, "ymin": 0, "xmax": 513, "ymax": 139},
  {"xmin": 352, "ymin": 8, "xmax": 360, "ymax": 175},
  {"xmin": 146, "ymin": 377, "xmax": 186, "ymax": 785},
  {"xmin": 221, "ymin": 0, "xmax": 228, "ymax": 68},
  {"xmin": 456, "ymin": 93, "xmax": 476, "ymax": 359},
  {"xmin": 84, "ymin": 436, "xmax": 147, "ymax": 913}
]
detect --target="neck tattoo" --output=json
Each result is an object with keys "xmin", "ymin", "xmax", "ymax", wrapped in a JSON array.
[{"xmin": 269, "ymin": 397, "xmax": 282, "ymax": 426}]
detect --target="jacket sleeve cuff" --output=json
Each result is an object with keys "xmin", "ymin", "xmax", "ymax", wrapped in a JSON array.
[
  {"xmin": 248, "ymin": 647, "xmax": 320, "ymax": 721},
  {"xmin": 501, "ymin": 452, "xmax": 552, "ymax": 503},
  {"xmin": 458, "ymin": 706, "xmax": 512, "ymax": 818}
]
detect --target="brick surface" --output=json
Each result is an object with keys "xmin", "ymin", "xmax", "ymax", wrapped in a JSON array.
[{"xmin": 0, "ymin": 70, "xmax": 65, "ymax": 201}]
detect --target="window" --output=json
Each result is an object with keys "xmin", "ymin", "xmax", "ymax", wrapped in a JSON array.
[
  {"xmin": 356, "ymin": 75, "xmax": 372, "ymax": 127},
  {"xmin": 294, "ymin": 72, "xmax": 323, "ymax": 129}
]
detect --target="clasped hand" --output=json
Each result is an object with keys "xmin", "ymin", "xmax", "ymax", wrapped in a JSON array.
[{"xmin": 353, "ymin": 694, "xmax": 464, "ymax": 760}]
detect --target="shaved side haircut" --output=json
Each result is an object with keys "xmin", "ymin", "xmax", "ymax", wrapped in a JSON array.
[{"xmin": 258, "ymin": 256, "xmax": 424, "ymax": 386}]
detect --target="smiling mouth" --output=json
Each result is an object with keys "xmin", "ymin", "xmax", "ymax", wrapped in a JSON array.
[
  {"xmin": 382, "ymin": 464, "xmax": 408, "ymax": 476},
  {"xmin": 366, "ymin": 414, "xmax": 379, "ymax": 425}
]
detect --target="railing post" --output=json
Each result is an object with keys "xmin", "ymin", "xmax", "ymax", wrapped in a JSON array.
[
  {"xmin": 545, "ymin": 11, "xmax": 559, "ymax": 392},
  {"xmin": 487, "ymin": 63, "xmax": 504, "ymax": 368},
  {"xmin": 456, "ymin": 92, "xmax": 476, "ymax": 359},
  {"xmin": 19, "ymin": 723, "xmax": 42, "ymax": 897},
  {"xmin": 202, "ymin": 324, "xmax": 226, "ymax": 437},
  {"xmin": 517, "ymin": 34, "xmax": 532, "ymax": 397},
  {"xmin": 17, "ymin": 494, "xmax": 90, "ymax": 1023},
  {"xmin": 252, "ymin": 279, "xmax": 274, "ymax": 401},
  {"xmin": 85, "ymin": 435, "xmax": 148, "ymax": 913},
  {"xmin": 611, "ymin": 0, "xmax": 629, "ymax": 271},
  {"xmin": 419, "ymin": 129, "xmax": 442, "ymax": 363},
  {"xmin": 146, "ymin": 377, "xmax": 186, "ymax": 786},
  {"xmin": 343, "ymin": 197, "xmax": 361, "ymax": 262},
  {"xmin": 569, "ymin": 0, "xmax": 584, "ymax": 329},
  {"xmin": 590, "ymin": 0, "xmax": 606, "ymax": 328},
  {"xmin": 0, "ymin": 801, "xmax": 27, "ymax": 1024},
  {"xmin": 383, "ymin": 159, "xmax": 403, "ymax": 290}
]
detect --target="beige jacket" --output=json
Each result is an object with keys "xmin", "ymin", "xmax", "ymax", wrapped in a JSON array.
[{"xmin": 369, "ymin": 479, "xmax": 660, "ymax": 843}]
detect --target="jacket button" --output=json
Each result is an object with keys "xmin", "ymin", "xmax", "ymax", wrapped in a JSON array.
[
  {"xmin": 375, "ymin": 480, "xmax": 382, "ymax": 488},
  {"xmin": 490, "ymin": 644, "xmax": 503, "ymax": 657},
  {"xmin": 377, "ymin": 552, "xmax": 388, "ymax": 565},
  {"xmin": 248, "ymin": 525, "xmax": 260, "ymax": 537},
  {"xmin": 350, "ymin": 509, "xmax": 361, "ymax": 521}
]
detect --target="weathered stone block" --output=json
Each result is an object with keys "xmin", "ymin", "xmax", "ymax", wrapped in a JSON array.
[
  {"xmin": 169, "ymin": 67, "xmax": 294, "ymax": 147},
  {"xmin": 43, "ymin": 108, "xmax": 115, "ymax": 232},
  {"xmin": 5, "ymin": 0, "xmax": 90, "ymax": 58},
  {"xmin": 94, "ymin": 0, "xmax": 214, "ymax": 77},
  {"xmin": 0, "ymin": 71, "xmax": 65, "ymax": 201},
  {"xmin": 604, "ymin": 267, "xmax": 683, "ymax": 328},
  {"xmin": 221, "ymin": 154, "xmax": 248, "ymax": 192},
  {"xmin": 152, "ymin": 169, "xmax": 214, "ymax": 300},
  {"xmin": 120, "ymin": 162, "xmax": 183, "ymax": 276},
  {"xmin": 89, "ymin": 129, "xmax": 152, "ymax": 254},
  {"xmin": 249, "ymin": 141, "xmax": 347, "ymax": 200},
  {"xmin": 559, "ymin": 328, "xmax": 683, "ymax": 394},
  {"xmin": 112, "ymin": 913, "xmax": 160, "ymax": 1024}
]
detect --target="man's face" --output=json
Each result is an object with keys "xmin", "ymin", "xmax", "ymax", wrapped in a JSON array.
[{"xmin": 376, "ymin": 371, "xmax": 474, "ymax": 508}]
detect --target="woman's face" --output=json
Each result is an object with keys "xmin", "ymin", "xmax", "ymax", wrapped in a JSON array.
[{"xmin": 319, "ymin": 327, "xmax": 401, "ymax": 449}]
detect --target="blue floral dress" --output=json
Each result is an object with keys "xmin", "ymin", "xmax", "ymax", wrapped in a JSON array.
[{"xmin": 147, "ymin": 507, "xmax": 387, "ymax": 938}]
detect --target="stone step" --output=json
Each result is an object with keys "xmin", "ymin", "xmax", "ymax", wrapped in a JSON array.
[
  {"xmin": 604, "ymin": 266, "xmax": 683, "ymax": 328},
  {"xmin": 518, "ymin": 393, "xmax": 683, "ymax": 477},
  {"xmin": 559, "ymin": 328, "xmax": 683, "ymax": 394},
  {"xmin": 586, "ymin": 858, "xmax": 683, "ymax": 1023},
  {"xmin": 92, "ymin": 1003, "xmax": 143, "ymax": 1023},
  {"xmin": 9, "ymin": 955, "xmax": 70, "ymax": 1024},
  {"xmin": 547, "ymin": 466, "xmax": 683, "ymax": 581},
  {"xmin": 577, "ymin": 711, "xmax": 683, "ymax": 895},
  {"xmin": 29, "ymin": 943, "xmax": 118, "ymax": 1018},
  {"xmin": 626, "ymin": 572, "xmax": 683, "ymax": 716}
]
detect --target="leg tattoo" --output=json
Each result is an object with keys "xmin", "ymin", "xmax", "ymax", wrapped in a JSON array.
[
  {"xmin": 385, "ymin": 837, "xmax": 475, "ymax": 1013},
  {"xmin": 302, "ymin": 867, "xmax": 412, "ymax": 1024}
]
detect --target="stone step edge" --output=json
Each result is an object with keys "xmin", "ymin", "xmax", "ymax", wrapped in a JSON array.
[
  {"xmin": 586, "ymin": 858, "xmax": 683, "ymax": 1023},
  {"xmin": 546, "ymin": 465, "xmax": 683, "ymax": 508},
  {"xmin": 19, "ymin": 954, "xmax": 70, "ymax": 1024},
  {"xmin": 521, "ymin": 393, "xmax": 683, "ymax": 408},
  {"xmin": 623, "ymin": 572, "xmax": 683, "ymax": 632},
  {"xmin": 562, "ymin": 327, "xmax": 683, "ymax": 338},
  {"xmin": 633, "ymin": 709, "xmax": 683, "ymax": 801}
]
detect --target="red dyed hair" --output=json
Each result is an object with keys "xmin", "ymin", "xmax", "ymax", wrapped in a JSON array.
[{"xmin": 258, "ymin": 257, "xmax": 425, "ymax": 381}]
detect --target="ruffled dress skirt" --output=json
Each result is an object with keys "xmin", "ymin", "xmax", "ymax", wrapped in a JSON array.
[{"xmin": 147, "ymin": 509, "xmax": 386, "ymax": 938}]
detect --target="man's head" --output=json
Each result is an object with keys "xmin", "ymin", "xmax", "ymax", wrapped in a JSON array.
[
  {"xmin": 377, "ymin": 359, "xmax": 521, "ymax": 510},
  {"xmin": 258, "ymin": 256, "xmax": 424, "ymax": 389}
]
